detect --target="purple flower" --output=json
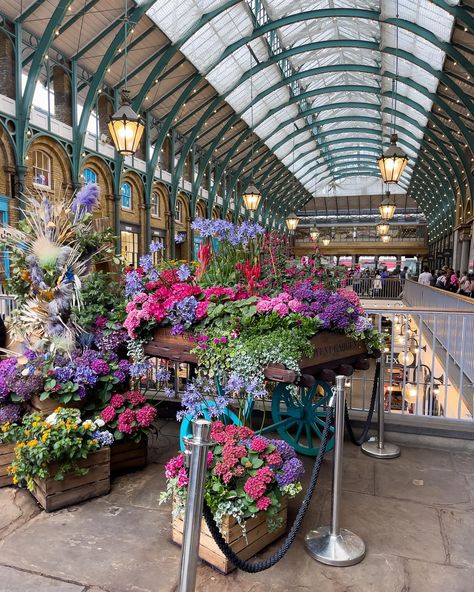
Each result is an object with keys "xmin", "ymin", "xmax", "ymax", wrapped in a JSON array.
[
  {"xmin": 269, "ymin": 439, "xmax": 296, "ymax": 461},
  {"xmin": 72, "ymin": 183, "xmax": 100, "ymax": 213},
  {"xmin": 177, "ymin": 264, "xmax": 191, "ymax": 282},
  {"xmin": 164, "ymin": 387, "xmax": 175, "ymax": 399},
  {"xmin": 156, "ymin": 368, "xmax": 171, "ymax": 382},
  {"xmin": 125, "ymin": 271, "xmax": 144, "ymax": 298},
  {"xmin": 90, "ymin": 359, "xmax": 110, "ymax": 375},
  {"xmin": 276, "ymin": 457, "xmax": 304, "ymax": 487},
  {"xmin": 118, "ymin": 359, "xmax": 131, "ymax": 372},
  {"xmin": 175, "ymin": 232, "xmax": 186, "ymax": 244},
  {"xmin": 74, "ymin": 366, "xmax": 98, "ymax": 386},
  {"xmin": 149, "ymin": 241, "xmax": 164, "ymax": 253},
  {"xmin": 113, "ymin": 370, "xmax": 126, "ymax": 382},
  {"xmin": 129, "ymin": 361, "xmax": 152, "ymax": 378},
  {"xmin": 54, "ymin": 366, "xmax": 74, "ymax": 382},
  {"xmin": 139, "ymin": 254, "xmax": 154, "ymax": 274},
  {"xmin": 0, "ymin": 403, "xmax": 21, "ymax": 426},
  {"xmin": 92, "ymin": 430, "xmax": 114, "ymax": 446}
]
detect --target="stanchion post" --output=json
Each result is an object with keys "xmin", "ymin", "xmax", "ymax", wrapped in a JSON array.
[
  {"xmin": 177, "ymin": 419, "xmax": 211, "ymax": 592},
  {"xmin": 361, "ymin": 356, "xmax": 400, "ymax": 459},
  {"xmin": 305, "ymin": 375, "xmax": 366, "ymax": 566}
]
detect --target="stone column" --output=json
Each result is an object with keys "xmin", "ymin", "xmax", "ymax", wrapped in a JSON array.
[
  {"xmin": 468, "ymin": 222, "xmax": 474, "ymax": 272},
  {"xmin": 460, "ymin": 236, "xmax": 470, "ymax": 273},
  {"xmin": 452, "ymin": 229, "xmax": 460, "ymax": 271}
]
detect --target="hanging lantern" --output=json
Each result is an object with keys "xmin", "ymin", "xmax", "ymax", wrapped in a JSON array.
[
  {"xmin": 108, "ymin": 89, "xmax": 145, "ymax": 156},
  {"xmin": 377, "ymin": 133, "xmax": 408, "ymax": 183},
  {"xmin": 286, "ymin": 212, "xmax": 299, "ymax": 232},
  {"xmin": 376, "ymin": 222, "xmax": 390, "ymax": 236},
  {"xmin": 242, "ymin": 181, "xmax": 262, "ymax": 211},
  {"xmin": 379, "ymin": 191, "xmax": 397, "ymax": 221},
  {"xmin": 381, "ymin": 234, "xmax": 391, "ymax": 243},
  {"xmin": 321, "ymin": 237, "xmax": 330, "ymax": 247},
  {"xmin": 309, "ymin": 226, "xmax": 320, "ymax": 241}
]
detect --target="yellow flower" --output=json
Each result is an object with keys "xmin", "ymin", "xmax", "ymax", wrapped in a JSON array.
[
  {"xmin": 82, "ymin": 420, "xmax": 93, "ymax": 430},
  {"xmin": 25, "ymin": 430, "xmax": 30, "ymax": 436},
  {"xmin": 11, "ymin": 466, "xmax": 17, "ymax": 474},
  {"xmin": 32, "ymin": 422, "xmax": 38, "ymax": 428},
  {"xmin": 12, "ymin": 476, "xmax": 18, "ymax": 485},
  {"xmin": 27, "ymin": 439, "xmax": 38, "ymax": 447},
  {"xmin": 17, "ymin": 442, "xmax": 25, "ymax": 449},
  {"xmin": 54, "ymin": 407, "xmax": 62, "ymax": 413},
  {"xmin": 42, "ymin": 432, "xmax": 50, "ymax": 442},
  {"xmin": 35, "ymin": 416, "xmax": 41, "ymax": 422}
]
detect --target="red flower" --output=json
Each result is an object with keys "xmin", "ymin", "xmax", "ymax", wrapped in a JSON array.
[{"xmin": 100, "ymin": 405, "xmax": 116, "ymax": 423}]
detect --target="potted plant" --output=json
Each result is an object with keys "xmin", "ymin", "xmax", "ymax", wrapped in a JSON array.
[
  {"xmin": 0, "ymin": 415, "xmax": 23, "ymax": 487},
  {"xmin": 161, "ymin": 421, "xmax": 304, "ymax": 574},
  {"xmin": 99, "ymin": 390, "xmax": 157, "ymax": 474},
  {"xmin": 8, "ymin": 407, "xmax": 113, "ymax": 511}
]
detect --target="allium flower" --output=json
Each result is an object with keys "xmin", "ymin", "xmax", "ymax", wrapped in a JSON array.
[
  {"xmin": 125, "ymin": 271, "xmax": 144, "ymax": 298},
  {"xmin": 177, "ymin": 264, "xmax": 191, "ymax": 281},
  {"xmin": 100, "ymin": 405, "xmax": 116, "ymax": 422},
  {"xmin": 155, "ymin": 367, "xmax": 171, "ymax": 382},
  {"xmin": 149, "ymin": 240, "xmax": 164, "ymax": 253},
  {"xmin": 136, "ymin": 405, "xmax": 157, "ymax": 428},
  {"xmin": 164, "ymin": 387, "xmax": 175, "ymax": 399},
  {"xmin": 110, "ymin": 394, "xmax": 126, "ymax": 409},
  {"xmin": 139, "ymin": 254, "xmax": 154, "ymax": 274}
]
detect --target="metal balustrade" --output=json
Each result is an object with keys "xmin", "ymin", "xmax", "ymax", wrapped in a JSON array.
[{"xmin": 338, "ymin": 277, "xmax": 404, "ymax": 300}]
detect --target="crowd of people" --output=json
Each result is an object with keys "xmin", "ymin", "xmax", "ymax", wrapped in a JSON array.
[{"xmin": 418, "ymin": 266, "xmax": 474, "ymax": 297}]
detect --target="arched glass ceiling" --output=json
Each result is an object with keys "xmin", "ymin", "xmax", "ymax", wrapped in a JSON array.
[{"xmin": 144, "ymin": 0, "xmax": 457, "ymax": 198}]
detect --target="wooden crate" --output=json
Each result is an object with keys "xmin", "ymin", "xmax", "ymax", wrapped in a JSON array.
[
  {"xmin": 29, "ymin": 394, "xmax": 86, "ymax": 415},
  {"xmin": 0, "ymin": 443, "xmax": 15, "ymax": 488},
  {"xmin": 172, "ymin": 497, "xmax": 288, "ymax": 574},
  {"xmin": 32, "ymin": 447, "xmax": 110, "ymax": 512},
  {"xmin": 110, "ymin": 438, "xmax": 148, "ymax": 475}
]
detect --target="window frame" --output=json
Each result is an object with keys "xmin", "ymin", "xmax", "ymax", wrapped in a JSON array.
[
  {"xmin": 151, "ymin": 191, "xmax": 160, "ymax": 218},
  {"xmin": 175, "ymin": 199, "xmax": 183, "ymax": 223},
  {"xmin": 83, "ymin": 167, "xmax": 97, "ymax": 185},
  {"xmin": 121, "ymin": 181, "xmax": 132, "ymax": 211},
  {"xmin": 32, "ymin": 150, "xmax": 52, "ymax": 190}
]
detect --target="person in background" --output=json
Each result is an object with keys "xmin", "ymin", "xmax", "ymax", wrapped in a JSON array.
[
  {"xmin": 418, "ymin": 266, "xmax": 433, "ymax": 286},
  {"xmin": 459, "ymin": 271, "xmax": 470, "ymax": 295},
  {"xmin": 430, "ymin": 270, "xmax": 437, "ymax": 287},
  {"xmin": 468, "ymin": 273, "xmax": 474, "ymax": 297},
  {"xmin": 447, "ymin": 268, "xmax": 458, "ymax": 292},
  {"xmin": 436, "ymin": 268, "xmax": 448, "ymax": 289},
  {"xmin": 400, "ymin": 265, "xmax": 408, "ymax": 286}
]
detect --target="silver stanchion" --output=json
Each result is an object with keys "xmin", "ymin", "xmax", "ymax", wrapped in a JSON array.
[
  {"xmin": 361, "ymin": 355, "xmax": 400, "ymax": 459},
  {"xmin": 177, "ymin": 419, "xmax": 211, "ymax": 592},
  {"xmin": 305, "ymin": 375, "xmax": 366, "ymax": 566}
]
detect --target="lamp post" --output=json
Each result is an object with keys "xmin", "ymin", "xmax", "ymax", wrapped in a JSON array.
[
  {"xmin": 286, "ymin": 212, "xmax": 299, "ymax": 233},
  {"xmin": 379, "ymin": 191, "xmax": 397, "ymax": 221},
  {"xmin": 108, "ymin": 89, "xmax": 145, "ymax": 156},
  {"xmin": 377, "ymin": 134, "xmax": 409, "ymax": 184}
]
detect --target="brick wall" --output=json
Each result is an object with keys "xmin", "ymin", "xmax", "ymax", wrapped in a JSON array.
[{"xmin": 0, "ymin": 28, "xmax": 15, "ymax": 100}]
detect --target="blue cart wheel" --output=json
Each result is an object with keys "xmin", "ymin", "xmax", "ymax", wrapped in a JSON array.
[
  {"xmin": 271, "ymin": 381, "xmax": 335, "ymax": 456},
  {"xmin": 179, "ymin": 401, "xmax": 242, "ymax": 451}
]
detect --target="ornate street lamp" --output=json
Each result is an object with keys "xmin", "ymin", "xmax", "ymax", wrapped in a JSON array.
[
  {"xmin": 108, "ymin": 89, "xmax": 145, "ymax": 156},
  {"xmin": 242, "ymin": 181, "xmax": 261, "ymax": 211},
  {"xmin": 378, "ymin": 134, "xmax": 409, "ymax": 184},
  {"xmin": 376, "ymin": 222, "xmax": 390, "ymax": 236},
  {"xmin": 381, "ymin": 234, "xmax": 391, "ymax": 243},
  {"xmin": 286, "ymin": 212, "xmax": 299, "ymax": 232},
  {"xmin": 321, "ymin": 237, "xmax": 330, "ymax": 247},
  {"xmin": 309, "ymin": 226, "xmax": 320, "ymax": 241},
  {"xmin": 379, "ymin": 190, "xmax": 397, "ymax": 221}
]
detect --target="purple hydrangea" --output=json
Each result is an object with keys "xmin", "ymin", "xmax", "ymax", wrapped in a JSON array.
[
  {"xmin": 0, "ymin": 403, "xmax": 21, "ymax": 426},
  {"xmin": 276, "ymin": 457, "xmax": 305, "ymax": 487},
  {"xmin": 269, "ymin": 439, "xmax": 297, "ymax": 461},
  {"xmin": 90, "ymin": 359, "xmax": 110, "ymax": 375},
  {"xmin": 54, "ymin": 366, "xmax": 74, "ymax": 382},
  {"xmin": 113, "ymin": 370, "xmax": 126, "ymax": 382},
  {"xmin": 91, "ymin": 430, "xmax": 114, "ymax": 447},
  {"xmin": 74, "ymin": 366, "xmax": 98, "ymax": 386}
]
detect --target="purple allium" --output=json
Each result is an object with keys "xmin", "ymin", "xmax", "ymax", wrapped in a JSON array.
[
  {"xmin": 276, "ymin": 457, "xmax": 305, "ymax": 487},
  {"xmin": 164, "ymin": 387, "xmax": 175, "ymax": 399},
  {"xmin": 175, "ymin": 232, "xmax": 186, "ymax": 244},
  {"xmin": 177, "ymin": 264, "xmax": 191, "ymax": 282},
  {"xmin": 139, "ymin": 254, "xmax": 154, "ymax": 274},
  {"xmin": 156, "ymin": 368, "xmax": 171, "ymax": 382},
  {"xmin": 149, "ymin": 240, "xmax": 164, "ymax": 253},
  {"xmin": 0, "ymin": 403, "xmax": 21, "ymax": 426},
  {"xmin": 129, "ymin": 361, "xmax": 152, "ymax": 378},
  {"xmin": 125, "ymin": 271, "xmax": 144, "ymax": 298},
  {"xmin": 73, "ymin": 183, "xmax": 100, "ymax": 213}
]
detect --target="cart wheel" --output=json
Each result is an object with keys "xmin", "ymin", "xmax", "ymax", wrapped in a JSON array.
[
  {"xmin": 179, "ymin": 402, "xmax": 242, "ymax": 451},
  {"xmin": 271, "ymin": 381, "xmax": 335, "ymax": 456}
]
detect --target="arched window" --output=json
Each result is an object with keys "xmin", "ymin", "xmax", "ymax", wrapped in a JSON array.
[
  {"xmin": 151, "ymin": 191, "xmax": 160, "ymax": 218},
  {"xmin": 121, "ymin": 181, "xmax": 132, "ymax": 210},
  {"xmin": 83, "ymin": 167, "xmax": 97, "ymax": 184},
  {"xmin": 175, "ymin": 199, "xmax": 183, "ymax": 223},
  {"xmin": 32, "ymin": 150, "xmax": 51, "ymax": 189}
]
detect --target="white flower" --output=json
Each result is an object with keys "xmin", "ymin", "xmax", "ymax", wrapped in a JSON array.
[
  {"xmin": 94, "ymin": 418, "xmax": 105, "ymax": 428},
  {"xmin": 45, "ymin": 412, "xmax": 58, "ymax": 425},
  {"xmin": 82, "ymin": 420, "xmax": 94, "ymax": 430}
]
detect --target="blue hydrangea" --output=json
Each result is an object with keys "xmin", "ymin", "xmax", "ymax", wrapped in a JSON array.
[{"xmin": 92, "ymin": 430, "xmax": 114, "ymax": 447}]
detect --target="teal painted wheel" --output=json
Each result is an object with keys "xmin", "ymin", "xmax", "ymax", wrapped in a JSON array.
[
  {"xmin": 179, "ymin": 402, "xmax": 242, "ymax": 451},
  {"xmin": 271, "ymin": 381, "xmax": 335, "ymax": 456}
]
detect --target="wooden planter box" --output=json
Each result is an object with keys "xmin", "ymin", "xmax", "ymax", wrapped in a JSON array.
[
  {"xmin": 29, "ymin": 394, "xmax": 86, "ymax": 415},
  {"xmin": 110, "ymin": 438, "xmax": 148, "ymax": 475},
  {"xmin": 0, "ymin": 443, "xmax": 15, "ymax": 488},
  {"xmin": 172, "ymin": 497, "xmax": 288, "ymax": 574},
  {"xmin": 32, "ymin": 447, "xmax": 110, "ymax": 512}
]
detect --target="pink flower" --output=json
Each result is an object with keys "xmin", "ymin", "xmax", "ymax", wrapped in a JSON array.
[
  {"xmin": 100, "ymin": 405, "xmax": 116, "ymax": 423},
  {"xmin": 265, "ymin": 451, "xmax": 283, "ymax": 466},
  {"xmin": 165, "ymin": 453, "xmax": 184, "ymax": 478},
  {"xmin": 110, "ymin": 394, "xmax": 126, "ymax": 409},
  {"xmin": 196, "ymin": 301, "xmax": 209, "ymax": 320},
  {"xmin": 273, "ymin": 302, "xmax": 289, "ymax": 317},
  {"xmin": 136, "ymin": 405, "xmax": 157, "ymax": 428},
  {"xmin": 288, "ymin": 299, "xmax": 305, "ymax": 313},
  {"xmin": 177, "ymin": 466, "xmax": 188, "ymax": 488},
  {"xmin": 256, "ymin": 299, "xmax": 273, "ymax": 314},
  {"xmin": 278, "ymin": 292, "xmax": 291, "ymax": 302},
  {"xmin": 207, "ymin": 451, "xmax": 214, "ymax": 469},
  {"xmin": 117, "ymin": 408, "xmax": 137, "ymax": 434},
  {"xmin": 126, "ymin": 390, "xmax": 146, "ymax": 406},
  {"xmin": 256, "ymin": 496, "xmax": 272, "ymax": 511},
  {"xmin": 250, "ymin": 436, "xmax": 269, "ymax": 453}
]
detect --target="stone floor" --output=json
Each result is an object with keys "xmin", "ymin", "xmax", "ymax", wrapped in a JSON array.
[{"xmin": 0, "ymin": 419, "xmax": 473, "ymax": 592}]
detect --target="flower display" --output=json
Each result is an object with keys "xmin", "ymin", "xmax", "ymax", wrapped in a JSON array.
[
  {"xmin": 161, "ymin": 421, "xmax": 303, "ymax": 532},
  {"xmin": 98, "ymin": 390, "xmax": 157, "ymax": 443},
  {"xmin": 6, "ymin": 408, "xmax": 112, "ymax": 491}
]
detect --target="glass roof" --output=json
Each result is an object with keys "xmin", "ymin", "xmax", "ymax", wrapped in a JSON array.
[{"xmin": 145, "ymin": 0, "xmax": 456, "ymax": 199}]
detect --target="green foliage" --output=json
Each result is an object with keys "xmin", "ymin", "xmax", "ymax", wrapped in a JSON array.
[{"xmin": 73, "ymin": 272, "xmax": 125, "ymax": 330}]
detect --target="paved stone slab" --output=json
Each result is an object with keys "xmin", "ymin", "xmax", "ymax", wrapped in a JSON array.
[
  {"xmin": 106, "ymin": 463, "xmax": 168, "ymax": 511},
  {"xmin": 315, "ymin": 455, "xmax": 376, "ymax": 495},
  {"xmin": 375, "ymin": 463, "xmax": 470, "ymax": 505},
  {"xmin": 376, "ymin": 444, "xmax": 454, "ymax": 472},
  {"xmin": 318, "ymin": 491, "xmax": 446, "ymax": 563},
  {"xmin": 451, "ymin": 452, "xmax": 474, "ymax": 474},
  {"xmin": 405, "ymin": 558, "xmax": 474, "ymax": 592},
  {"xmin": 0, "ymin": 488, "xmax": 40, "ymax": 539},
  {"xmin": 0, "ymin": 565, "xmax": 84, "ymax": 592},
  {"xmin": 0, "ymin": 500, "xmax": 180, "ymax": 592},
  {"xmin": 439, "ymin": 508, "xmax": 474, "ymax": 568}
]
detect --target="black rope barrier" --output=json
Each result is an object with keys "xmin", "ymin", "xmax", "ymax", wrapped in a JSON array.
[
  {"xmin": 344, "ymin": 361, "xmax": 380, "ymax": 447},
  {"xmin": 202, "ymin": 404, "xmax": 334, "ymax": 573}
]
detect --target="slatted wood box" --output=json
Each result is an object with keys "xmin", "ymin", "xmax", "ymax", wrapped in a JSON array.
[
  {"xmin": 110, "ymin": 438, "xmax": 148, "ymax": 475},
  {"xmin": 0, "ymin": 443, "xmax": 15, "ymax": 488},
  {"xmin": 29, "ymin": 395, "xmax": 86, "ymax": 415},
  {"xmin": 31, "ymin": 447, "xmax": 110, "ymax": 512},
  {"xmin": 172, "ymin": 497, "xmax": 288, "ymax": 574}
]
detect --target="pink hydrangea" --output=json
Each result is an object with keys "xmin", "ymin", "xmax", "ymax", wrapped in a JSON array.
[
  {"xmin": 136, "ymin": 405, "xmax": 157, "ymax": 427},
  {"xmin": 177, "ymin": 466, "xmax": 188, "ymax": 488},
  {"xmin": 278, "ymin": 292, "xmax": 291, "ymax": 302},
  {"xmin": 110, "ymin": 394, "xmax": 126, "ymax": 409},
  {"xmin": 207, "ymin": 451, "xmax": 214, "ymax": 469},
  {"xmin": 100, "ymin": 405, "xmax": 116, "ymax": 423},
  {"xmin": 265, "ymin": 451, "xmax": 283, "ymax": 466},
  {"xmin": 288, "ymin": 299, "xmax": 305, "ymax": 313},
  {"xmin": 256, "ymin": 496, "xmax": 272, "ymax": 511},
  {"xmin": 165, "ymin": 453, "xmax": 184, "ymax": 478},
  {"xmin": 273, "ymin": 302, "xmax": 289, "ymax": 317},
  {"xmin": 250, "ymin": 436, "xmax": 269, "ymax": 453},
  {"xmin": 117, "ymin": 408, "xmax": 137, "ymax": 434},
  {"xmin": 126, "ymin": 390, "xmax": 146, "ymax": 406},
  {"xmin": 196, "ymin": 301, "xmax": 210, "ymax": 320},
  {"xmin": 256, "ymin": 299, "xmax": 273, "ymax": 313}
]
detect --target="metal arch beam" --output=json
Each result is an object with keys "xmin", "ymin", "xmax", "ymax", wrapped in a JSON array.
[
  {"xmin": 57, "ymin": 0, "xmax": 101, "ymax": 36},
  {"xmin": 18, "ymin": 0, "xmax": 48, "ymax": 22},
  {"xmin": 17, "ymin": 0, "xmax": 74, "ymax": 165},
  {"xmin": 113, "ymin": 43, "xmax": 171, "ymax": 90},
  {"xmin": 430, "ymin": 0, "xmax": 474, "ymax": 29},
  {"xmin": 73, "ymin": 0, "xmax": 156, "ymax": 181}
]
